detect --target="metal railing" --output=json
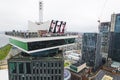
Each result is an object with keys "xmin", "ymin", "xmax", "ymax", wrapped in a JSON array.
[{"xmin": 5, "ymin": 31, "xmax": 78, "ymax": 38}]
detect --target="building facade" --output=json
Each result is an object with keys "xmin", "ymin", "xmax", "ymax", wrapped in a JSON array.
[
  {"xmin": 110, "ymin": 13, "xmax": 120, "ymax": 32},
  {"xmin": 108, "ymin": 32, "xmax": 120, "ymax": 62},
  {"xmin": 108, "ymin": 13, "xmax": 120, "ymax": 62},
  {"xmin": 8, "ymin": 52, "xmax": 64, "ymax": 80},
  {"xmin": 82, "ymin": 33, "xmax": 102, "ymax": 70},
  {"xmin": 99, "ymin": 22, "xmax": 110, "ymax": 59}
]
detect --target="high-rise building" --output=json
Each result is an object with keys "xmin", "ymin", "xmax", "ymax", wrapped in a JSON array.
[
  {"xmin": 6, "ymin": 2, "xmax": 78, "ymax": 80},
  {"xmin": 110, "ymin": 13, "xmax": 120, "ymax": 32},
  {"xmin": 108, "ymin": 13, "xmax": 120, "ymax": 62},
  {"xmin": 82, "ymin": 33, "xmax": 102, "ymax": 70},
  {"xmin": 108, "ymin": 32, "xmax": 120, "ymax": 62},
  {"xmin": 6, "ymin": 28, "xmax": 77, "ymax": 80},
  {"xmin": 98, "ymin": 22, "xmax": 110, "ymax": 59}
]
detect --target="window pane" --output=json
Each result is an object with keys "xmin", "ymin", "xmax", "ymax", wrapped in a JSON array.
[
  {"xmin": 9, "ymin": 62, "xmax": 17, "ymax": 73},
  {"xmin": 26, "ymin": 63, "xmax": 31, "ymax": 74}
]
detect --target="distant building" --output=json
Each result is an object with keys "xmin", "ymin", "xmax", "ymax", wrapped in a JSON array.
[
  {"xmin": 64, "ymin": 50, "xmax": 82, "ymax": 64},
  {"xmin": 98, "ymin": 22, "xmax": 110, "ymax": 59},
  {"xmin": 82, "ymin": 33, "xmax": 102, "ymax": 70}
]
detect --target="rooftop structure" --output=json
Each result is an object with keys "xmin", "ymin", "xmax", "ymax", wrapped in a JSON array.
[
  {"xmin": 64, "ymin": 50, "xmax": 82, "ymax": 64},
  {"xmin": 102, "ymin": 75, "xmax": 113, "ymax": 80},
  {"xmin": 111, "ymin": 61, "xmax": 120, "ymax": 68},
  {"xmin": 64, "ymin": 69, "xmax": 71, "ymax": 80},
  {"xmin": 70, "ymin": 62, "xmax": 86, "ymax": 73},
  {"xmin": 69, "ymin": 67, "xmax": 90, "ymax": 80}
]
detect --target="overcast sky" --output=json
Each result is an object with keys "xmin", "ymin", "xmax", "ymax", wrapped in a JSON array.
[{"xmin": 0, "ymin": 0, "xmax": 120, "ymax": 32}]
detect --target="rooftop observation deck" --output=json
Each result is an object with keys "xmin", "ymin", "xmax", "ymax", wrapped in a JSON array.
[
  {"xmin": 5, "ymin": 31, "xmax": 78, "ymax": 53},
  {"xmin": 5, "ymin": 31, "xmax": 78, "ymax": 43},
  {"xmin": 5, "ymin": 31, "xmax": 78, "ymax": 38}
]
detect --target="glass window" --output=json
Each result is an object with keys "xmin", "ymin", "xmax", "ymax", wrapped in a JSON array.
[
  {"xmin": 37, "ymin": 76, "xmax": 39, "ymax": 80},
  {"xmin": 59, "ymin": 69, "xmax": 61, "ymax": 74},
  {"xmin": 19, "ymin": 76, "xmax": 21, "ymax": 80},
  {"xmin": 37, "ymin": 69, "xmax": 39, "ymax": 74},
  {"xmin": 26, "ymin": 76, "xmax": 28, "ymax": 80},
  {"xmin": 51, "ymin": 69, "xmax": 53, "ymax": 74},
  {"xmin": 40, "ymin": 69, "xmax": 42, "ymax": 73},
  {"xmin": 33, "ymin": 69, "xmax": 35, "ymax": 74},
  {"xmin": 39, "ymin": 62, "xmax": 41, "ymax": 67},
  {"xmin": 44, "ymin": 69, "xmax": 46, "ymax": 74},
  {"xmin": 51, "ymin": 76, "xmax": 53, "ymax": 80},
  {"xmin": 51, "ymin": 63, "xmax": 53, "ymax": 67},
  {"xmin": 28, "ymin": 38, "xmax": 75, "ymax": 51},
  {"xmin": 40, "ymin": 77, "xmax": 43, "ymax": 80},
  {"xmin": 30, "ymin": 77, "xmax": 31, "ymax": 80},
  {"xmin": 59, "ymin": 62, "xmax": 61, "ymax": 67},
  {"xmin": 55, "ymin": 69, "xmax": 57, "ymax": 74},
  {"xmin": 48, "ymin": 69, "xmax": 50, "ymax": 74},
  {"xmin": 33, "ymin": 76, "xmax": 36, "ymax": 80},
  {"xmin": 9, "ymin": 62, "xmax": 17, "ymax": 73},
  {"xmin": 15, "ymin": 75, "xmax": 17, "ymax": 80},
  {"xmin": 44, "ymin": 77, "xmax": 46, "ymax": 80},
  {"xmin": 59, "ymin": 76, "xmax": 61, "ymax": 80},
  {"xmin": 55, "ymin": 63, "xmax": 57, "ymax": 67},
  {"xmin": 48, "ymin": 62, "xmax": 49, "ymax": 67},
  {"xmin": 26, "ymin": 63, "xmax": 31, "ymax": 74},
  {"xmin": 18, "ymin": 63, "xmax": 24, "ymax": 73},
  {"xmin": 48, "ymin": 77, "xmax": 50, "ymax": 80}
]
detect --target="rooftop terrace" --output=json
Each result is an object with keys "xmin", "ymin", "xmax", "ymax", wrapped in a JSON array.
[{"xmin": 5, "ymin": 31, "xmax": 78, "ymax": 38}]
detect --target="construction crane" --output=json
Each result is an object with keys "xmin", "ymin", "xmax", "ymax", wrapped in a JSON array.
[{"xmin": 98, "ymin": 0, "xmax": 108, "ymax": 23}]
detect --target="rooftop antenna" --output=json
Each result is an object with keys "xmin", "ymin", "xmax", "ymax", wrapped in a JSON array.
[{"xmin": 39, "ymin": 1, "xmax": 43, "ymax": 22}]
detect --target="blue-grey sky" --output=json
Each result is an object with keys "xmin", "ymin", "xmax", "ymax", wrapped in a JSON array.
[{"xmin": 0, "ymin": 0, "xmax": 120, "ymax": 32}]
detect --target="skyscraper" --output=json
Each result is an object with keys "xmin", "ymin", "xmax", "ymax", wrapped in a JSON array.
[
  {"xmin": 110, "ymin": 13, "xmax": 120, "ymax": 32},
  {"xmin": 82, "ymin": 33, "xmax": 102, "ymax": 70},
  {"xmin": 108, "ymin": 32, "xmax": 120, "ymax": 62},
  {"xmin": 108, "ymin": 13, "xmax": 120, "ymax": 62},
  {"xmin": 6, "ymin": 1, "xmax": 78, "ymax": 80},
  {"xmin": 6, "ymin": 30, "xmax": 77, "ymax": 80},
  {"xmin": 99, "ymin": 22, "xmax": 110, "ymax": 59}
]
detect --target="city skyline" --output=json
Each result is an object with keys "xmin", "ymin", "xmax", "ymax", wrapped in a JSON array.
[{"xmin": 0, "ymin": 0, "xmax": 120, "ymax": 32}]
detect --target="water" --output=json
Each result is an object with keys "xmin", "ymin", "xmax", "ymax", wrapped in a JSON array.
[{"xmin": 0, "ymin": 33, "xmax": 9, "ymax": 48}]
